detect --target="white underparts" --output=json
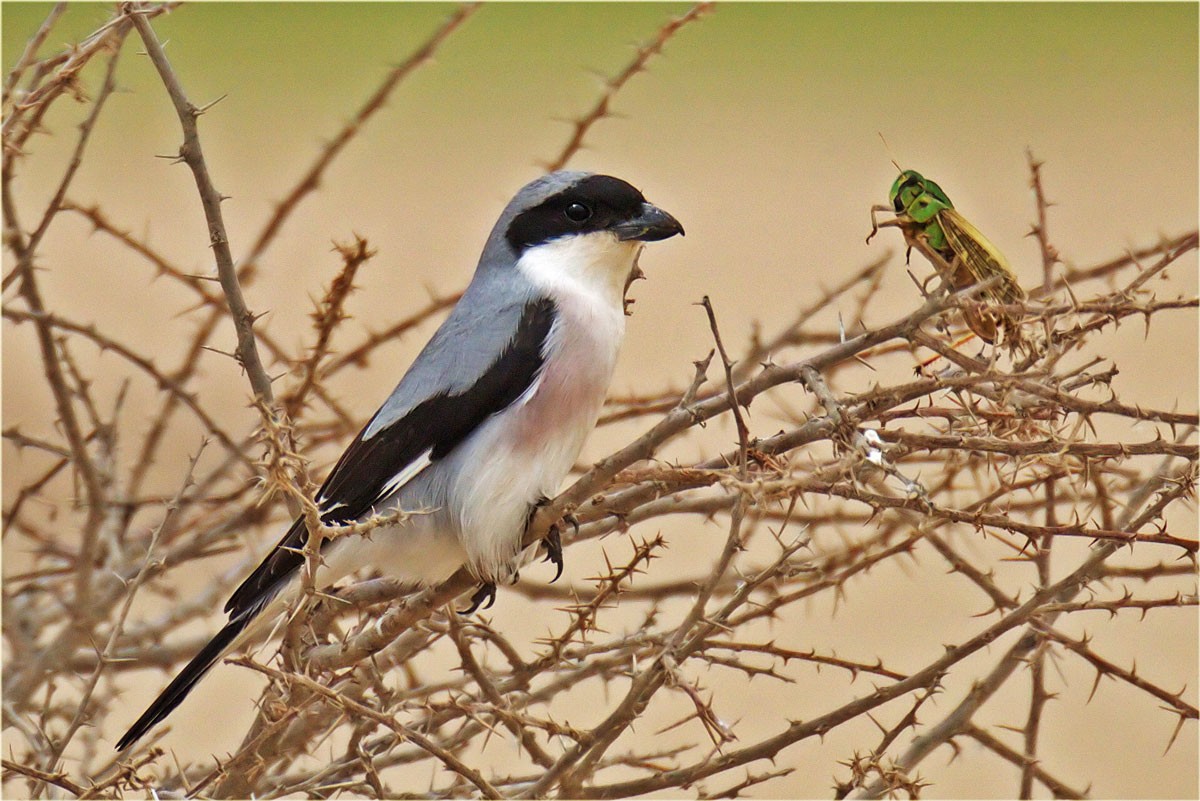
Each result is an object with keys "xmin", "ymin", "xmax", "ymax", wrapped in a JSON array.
[{"xmin": 431, "ymin": 232, "xmax": 635, "ymax": 580}]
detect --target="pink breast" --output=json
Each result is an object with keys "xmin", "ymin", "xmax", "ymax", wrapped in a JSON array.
[{"xmin": 509, "ymin": 312, "xmax": 618, "ymax": 454}]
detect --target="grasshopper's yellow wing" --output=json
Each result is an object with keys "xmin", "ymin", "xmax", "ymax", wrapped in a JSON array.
[
  {"xmin": 939, "ymin": 209, "xmax": 1025, "ymax": 344},
  {"xmin": 939, "ymin": 209, "xmax": 1024, "ymax": 304}
]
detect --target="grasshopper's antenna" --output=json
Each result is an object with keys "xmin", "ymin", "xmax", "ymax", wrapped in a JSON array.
[{"xmin": 877, "ymin": 132, "xmax": 903, "ymax": 173}]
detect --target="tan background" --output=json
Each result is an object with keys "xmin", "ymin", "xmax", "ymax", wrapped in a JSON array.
[{"xmin": 3, "ymin": 3, "xmax": 1197, "ymax": 797}]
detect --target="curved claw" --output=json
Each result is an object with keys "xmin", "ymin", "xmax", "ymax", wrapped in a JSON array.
[
  {"xmin": 459, "ymin": 582, "xmax": 496, "ymax": 615},
  {"xmin": 531, "ymin": 497, "xmax": 575, "ymax": 584},
  {"xmin": 541, "ymin": 528, "xmax": 564, "ymax": 583}
]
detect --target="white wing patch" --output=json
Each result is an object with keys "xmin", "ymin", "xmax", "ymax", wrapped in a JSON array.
[
  {"xmin": 318, "ymin": 447, "xmax": 434, "ymax": 514},
  {"xmin": 377, "ymin": 447, "xmax": 434, "ymax": 504}
]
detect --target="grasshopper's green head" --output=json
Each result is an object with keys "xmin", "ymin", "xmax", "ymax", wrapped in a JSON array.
[{"xmin": 889, "ymin": 169, "xmax": 954, "ymax": 223}]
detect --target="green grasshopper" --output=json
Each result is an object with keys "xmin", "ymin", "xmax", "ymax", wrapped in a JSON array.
[{"xmin": 867, "ymin": 169, "xmax": 1024, "ymax": 345}]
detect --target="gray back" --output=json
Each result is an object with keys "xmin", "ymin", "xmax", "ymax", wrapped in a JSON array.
[{"xmin": 363, "ymin": 171, "xmax": 591, "ymax": 438}]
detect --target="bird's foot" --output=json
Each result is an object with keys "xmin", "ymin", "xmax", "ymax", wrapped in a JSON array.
[
  {"xmin": 541, "ymin": 528, "xmax": 564, "ymax": 583},
  {"xmin": 536, "ymin": 501, "xmax": 578, "ymax": 584},
  {"xmin": 460, "ymin": 582, "xmax": 496, "ymax": 615}
]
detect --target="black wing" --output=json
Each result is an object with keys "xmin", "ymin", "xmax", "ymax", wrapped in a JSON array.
[{"xmin": 223, "ymin": 297, "xmax": 556, "ymax": 618}]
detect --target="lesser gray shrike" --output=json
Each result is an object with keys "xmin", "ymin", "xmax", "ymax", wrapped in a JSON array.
[{"xmin": 116, "ymin": 171, "xmax": 684, "ymax": 749}]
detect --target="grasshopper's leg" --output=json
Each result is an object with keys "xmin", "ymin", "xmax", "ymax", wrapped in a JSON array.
[
  {"xmin": 962, "ymin": 306, "xmax": 1000, "ymax": 344},
  {"xmin": 919, "ymin": 269, "xmax": 940, "ymax": 295},
  {"xmin": 940, "ymin": 253, "xmax": 1001, "ymax": 344},
  {"xmin": 866, "ymin": 205, "xmax": 899, "ymax": 245},
  {"xmin": 915, "ymin": 331, "xmax": 981, "ymax": 375}
]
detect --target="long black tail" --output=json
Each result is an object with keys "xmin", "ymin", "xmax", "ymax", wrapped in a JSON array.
[{"xmin": 115, "ymin": 613, "xmax": 252, "ymax": 750}]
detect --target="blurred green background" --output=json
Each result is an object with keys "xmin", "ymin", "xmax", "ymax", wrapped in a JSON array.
[
  {"xmin": 3, "ymin": 2, "xmax": 1195, "ymax": 395},
  {"xmin": 4, "ymin": 3, "xmax": 1197, "ymax": 797}
]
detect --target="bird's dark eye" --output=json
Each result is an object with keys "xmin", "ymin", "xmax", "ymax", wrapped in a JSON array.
[{"xmin": 564, "ymin": 202, "xmax": 592, "ymax": 223}]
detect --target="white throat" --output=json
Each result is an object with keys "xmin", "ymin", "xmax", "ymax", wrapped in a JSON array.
[{"xmin": 515, "ymin": 232, "xmax": 642, "ymax": 309}]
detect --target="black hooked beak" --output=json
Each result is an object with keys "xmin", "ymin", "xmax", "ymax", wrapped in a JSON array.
[{"xmin": 613, "ymin": 202, "xmax": 685, "ymax": 242}]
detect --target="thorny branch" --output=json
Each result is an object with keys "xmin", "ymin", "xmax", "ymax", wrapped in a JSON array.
[
  {"xmin": 544, "ymin": 2, "xmax": 714, "ymax": 172},
  {"xmin": 128, "ymin": 5, "xmax": 274, "ymax": 407},
  {"xmin": 3, "ymin": 4, "xmax": 1196, "ymax": 801}
]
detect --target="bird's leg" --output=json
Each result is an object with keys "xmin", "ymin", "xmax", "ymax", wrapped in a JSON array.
[
  {"xmin": 530, "ymin": 496, "xmax": 577, "ymax": 583},
  {"xmin": 460, "ymin": 582, "xmax": 497, "ymax": 615},
  {"xmin": 542, "ymin": 529, "xmax": 564, "ymax": 583},
  {"xmin": 541, "ymin": 513, "xmax": 580, "ymax": 583}
]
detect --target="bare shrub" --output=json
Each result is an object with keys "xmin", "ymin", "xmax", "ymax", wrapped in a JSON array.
[{"xmin": 3, "ymin": 4, "xmax": 1196, "ymax": 799}]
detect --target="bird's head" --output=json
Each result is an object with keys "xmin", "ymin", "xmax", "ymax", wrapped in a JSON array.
[{"xmin": 495, "ymin": 172, "xmax": 684, "ymax": 303}]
